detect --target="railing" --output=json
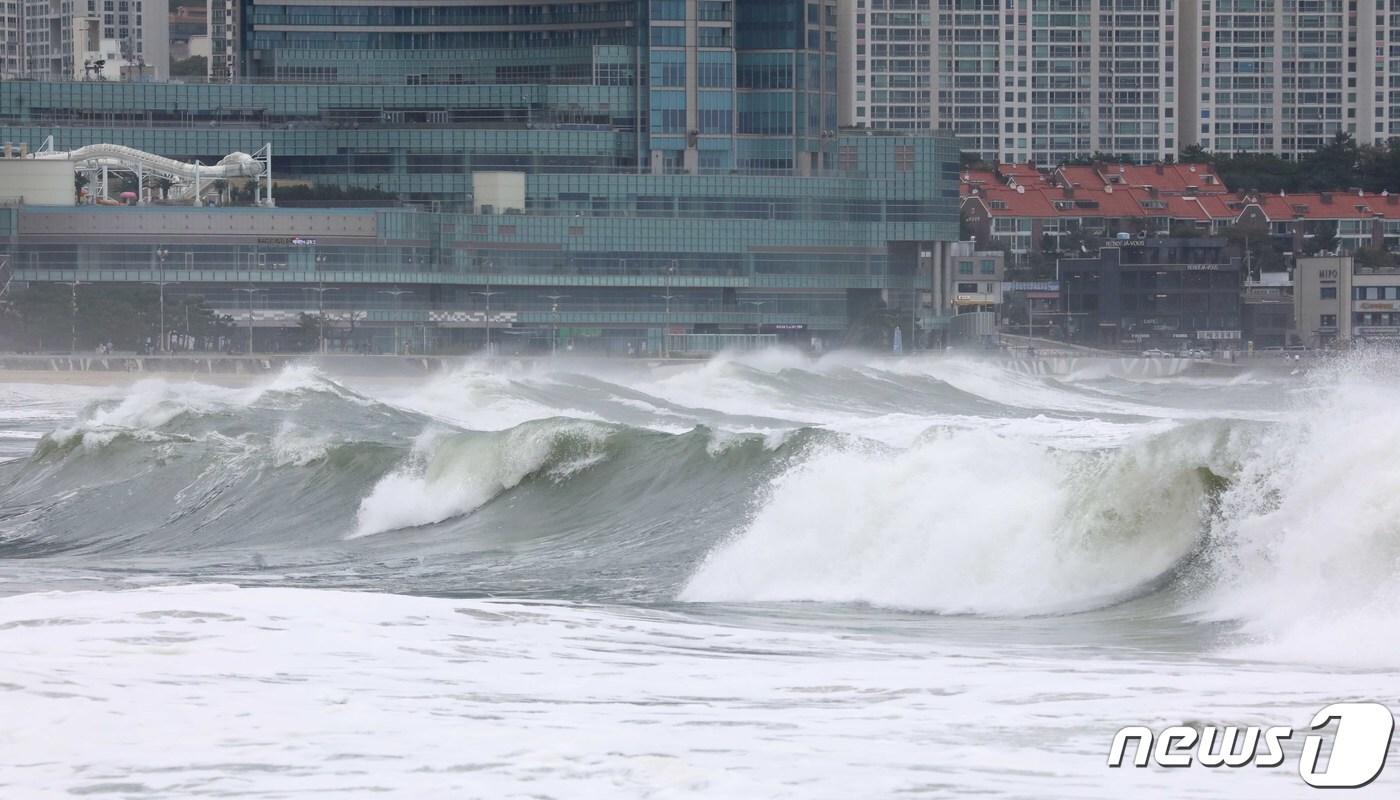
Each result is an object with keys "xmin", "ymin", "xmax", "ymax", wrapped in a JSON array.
[
  {"xmin": 668, "ymin": 334, "xmax": 780, "ymax": 356},
  {"xmin": 11, "ymin": 267, "xmax": 903, "ymax": 290}
]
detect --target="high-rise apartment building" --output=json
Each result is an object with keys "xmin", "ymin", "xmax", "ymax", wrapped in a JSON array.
[
  {"xmin": 839, "ymin": 0, "xmax": 1177, "ymax": 166},
  {"xmin": 207, "ymin": 0, "xmax": 237, "ymax": 81},
  {"xmin": 6, "ymin": 0, "xmax": 167, "ymax": 80},
  {"xmin": 0, "ymin": 0, "xmax": 20, "ymax": 79},
  {"xmin": 1183, "ymin": 0, "xmax": 1392, "ymax": 158}
]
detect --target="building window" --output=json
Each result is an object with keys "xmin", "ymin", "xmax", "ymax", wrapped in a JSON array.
[
  {"xmin": 1320, "ymin": 286, "xmax": 1337, "ymax": 299},
  {"xmin": 1321, "ymin": 314, "xmax": 1337, "ymax": 328},
  {"xmin": 895, "ymin": 145, "xmax": 914, "ymax": 172},
  {"xmin": 979, "ymin": 259, "xmax": 995, "ymax": 274},
  {"xmin": 958, "ymin": 260, "xmax": 973, "ymax": 275}
]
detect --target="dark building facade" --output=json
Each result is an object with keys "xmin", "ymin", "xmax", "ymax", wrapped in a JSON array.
[{"xmin": 1057, "ymin": 237, "xmax": 1242, "ymax": 350}]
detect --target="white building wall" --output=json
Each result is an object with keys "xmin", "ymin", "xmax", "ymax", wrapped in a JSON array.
[
  {"xmin": 0, "ymin": 159, "xmax": 77, "ymax": 206},
  {"xmin": 14, "ymin": 0, "xmax": 167, "ymax": 80},
  {"xmin": 840, "ymin": 0, "xmax": 1174, "ymax": 167},
  {"xmin": 1191, "ymin": 1, "xmax": 1391, "ymax": 159}
]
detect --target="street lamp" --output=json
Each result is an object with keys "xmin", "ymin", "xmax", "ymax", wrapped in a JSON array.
[
  {"xmin": 654, "ymin": 290, "xmax": 679, "ymax": 358},
  {"xmin": 471, "ymin": 260, "xmax": 499, "ymax": 356},
  {"xmin": 541, "ymin": 294, "xmax": 568, "ymax": 356},
  {"xmin": 235, "ymin": 287, "xmax": 265, "ymax": 354},
  {"xmin": 145, "ymin": 247, "xmax": 170, "ymax": 353},
  {"xmin": 66, "ymin": 278, "xmax": 87, "ymax": 353},
  {"xmin": 741, "ymin": 300, "xmax": 767, "ymax": 335},
  {"xmin": 306, "ymin": 283, "xmax": 339, "ymax": 354},
  {"xmin": 377, "ymin": 288, "xmax": 413, "ymax": 354},
  {"xmin": 661, "ymin": 259, "xmax": 678, "ymax": 358}
]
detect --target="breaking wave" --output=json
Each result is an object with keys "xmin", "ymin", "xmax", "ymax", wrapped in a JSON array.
[
  {"xmin": 2, "ymin": 351, "xmax": 1399, "ymax": 665},
  {"xmin": 680, "ymin": 422, "xmax": 1243, "ymax": 615}
]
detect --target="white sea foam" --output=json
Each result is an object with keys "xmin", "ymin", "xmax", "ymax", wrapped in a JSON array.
[
  {"xmin": 2, "ymin": 583, "xmax": 1393, "ymax": 799},
  {"xmin": 351, "ymin": 421, "xmax": 611, "ymax": 538},
  {"xmin": 682, "ymin": 425, "xmax": 1224, "ymax": 614},
  {"xmin": 1199, "ymin": 354, "xmax": 1400, "ymax": 667}
]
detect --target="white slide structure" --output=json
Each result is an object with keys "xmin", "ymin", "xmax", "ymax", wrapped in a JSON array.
[{"xmin": 27, "ymin": 140, "xmax": 272, "ymax": 205}]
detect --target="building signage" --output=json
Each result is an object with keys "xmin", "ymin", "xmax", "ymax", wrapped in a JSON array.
[
  {"xmin": 1197, "ymin": 330, "xmax": 1242, "ymax": 340},
  {"xmin": 1320, "ymin": 269, "xmax": 1339, "ymax": 281},
  {"xmin": 1358, "ymin": 301, "xmax": 1400, "ymax": 311},
  {"xmin": 256, "ymin": 237, "xmax": 318, "ymax": 246},
  {"xmin": 1185, "ymin": 264, "xmax": 1222, "ymax": 271}
]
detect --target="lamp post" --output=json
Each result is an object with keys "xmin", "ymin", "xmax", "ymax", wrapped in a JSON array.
[
  {"xmin": 541, "ymin": 294, "xmax": 568, "ymax": 356},
  {"xmin": 741, "ymin": 300, "xmax": 767, "ymax": 336},
  {"xmin": 1064, "ymin": 275, "xmax": 1079, "ymax": 344},
  {"xmin": 654, "ymin": 290, "xmax": 678, "ymax": 357},
  {"xmin": 145, "ymin": 247, "xmax": 170, "ymax": 353},
  {"xmin": 66, "ymin": 278, "xmax": 87, "ymax": 353},
  {"xmin": 306, "ymin": 283, "xmax": 339, "ymax": 354},
  {"xmin": 471, "ymin": 260, "xmax": 499, "ymax": 355},
  {"xmin": 377, "ymin": 288, "xmax": 413, "ymax": 354},
  {"xmin": 664, "ymin": 259, "xmax": 678, "ymax": 357},
  {"xmin": 235, "ymin": 287, "xmax": 264, "ymax": 354}
]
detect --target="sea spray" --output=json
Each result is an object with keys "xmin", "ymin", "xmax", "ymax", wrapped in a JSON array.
[
  {"xmin": 1200, "ymin": 351, "xmax": 1400, "ymax": 666},
  {"xmin": 351, "ymin": 420, "xmax": 613, "ymax": 538},
  {"xmin": 681, "ymin": 423, "xmax": 1238, "ymax": 614}
]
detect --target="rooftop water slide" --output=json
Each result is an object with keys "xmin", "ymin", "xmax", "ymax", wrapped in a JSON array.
[{"xmin": 26, "ymin": 138, "xmax": 273, "ymax": 206}]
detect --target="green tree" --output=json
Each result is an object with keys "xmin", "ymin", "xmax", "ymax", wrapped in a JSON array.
[
  {"xmin": 1302, "ymin": 221, "xmax": 1339, "ymax": 256},
  {"xmin": 1355, "ymin": 247, "xmax": 1395, "ymax": 270},
  {"xmin": 1223, "ymin": 220, "xmax": 1283, "ymax": 276},
  {"xmin": 170, "ymin": 56, "xmax": 206, "ymax": 77},
  {"xmin": 1, "ymin": 285, "xmax": 232, "ymax": 352},
  {"xmin": 1061, "ymin": 224, "xmax": 1103, "ymax": 256},
  {"xmin": 1169, "ymin": 223, "xmax": 1206, "ymax": 238},
  {"xmin": 1301, "ymin": 132, "xmax": 1360, "ymax": 192}
]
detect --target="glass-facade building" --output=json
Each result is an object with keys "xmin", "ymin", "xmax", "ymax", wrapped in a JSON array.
[{"xmin": 0, "ymin": 0, "xmax": 958, "ymax": 351}]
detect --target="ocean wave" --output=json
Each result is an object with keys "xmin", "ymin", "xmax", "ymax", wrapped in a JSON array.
[
  {"xmin": 680, "ymin": 421, "xmax": 1244, "ymax": 615},
  {"xmin": 351, "ymin": 420, "xmax": 615, "ymax": 538}
]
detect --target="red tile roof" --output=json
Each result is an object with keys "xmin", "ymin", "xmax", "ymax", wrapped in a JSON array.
[
  {"xmin": 1245, "ymin": 192, "xmax": 1400, "ymax": 221},
  {"xmin": 1054, "ymin": 163, "xmax": 1226, "ymax": 194},
  {"xmin": 965, "ymin": 185, "xmax": 1175, "ymax": 219}
]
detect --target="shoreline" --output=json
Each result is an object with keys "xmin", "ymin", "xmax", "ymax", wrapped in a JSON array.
[{"xmin": 0, "ymin": 350, "xmax": 1304, "ymax": 385}]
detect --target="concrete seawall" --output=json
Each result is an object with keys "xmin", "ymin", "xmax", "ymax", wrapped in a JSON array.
[{"xmin": 0, "ymin": 354, "xmax": 464, "ymax": 376}]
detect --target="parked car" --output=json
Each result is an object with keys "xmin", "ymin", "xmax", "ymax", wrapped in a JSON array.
[{"xmin": 1140, "ymin": 348, "xmax": 1170, "ymax": 358}]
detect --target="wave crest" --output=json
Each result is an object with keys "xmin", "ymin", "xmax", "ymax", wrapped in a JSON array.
[{"xmin": 351, "ymin": 420, "xmax": 613, "ymax": 538}]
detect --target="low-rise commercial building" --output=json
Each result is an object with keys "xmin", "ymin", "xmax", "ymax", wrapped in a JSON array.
[
  {"xmin": 0, "ymin": 130, "xmax": 958, "ymax": 353},
  {"xmin": 1241, "ymin": 272, "xmax": 1296, "ymax": 349},
  {"xmin": 1294, "ymin": 256, "xmax": 1400, "ymax": 347},
  {"xmin": 931, "ymin": 242, "xmax": 1002, "ymax": 346},
  {"xmin": 1056, "ymin": 237, "xmax": 1242, "ymax": 350}
]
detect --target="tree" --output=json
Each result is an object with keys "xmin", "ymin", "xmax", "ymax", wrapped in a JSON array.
[
  {"xmin": 1223, "ymin": 220, "xmax": 1283, "ymax": 276},
  {"xmin": 170, "ymin": 56, "xmax": 206, "ymax": 78},
  {"xmin": 1061, "ymin": 224, "xmax": 1102, "ymax": 257},
  {"xmin": 273, "ymin": 185, "xmax": 399, "ymax": 207},
  {"xmin": 1178, "ymin": 145, "xmax": 1210, "ymax": 164},
  {"xmin": 1301, "ymin": 132, "xmax": 1360, "ymax": 192},
  {"xmin": 1355, "ymin": 247, "xmax": 1394, "ymax": 270},
  {"xmin": 1169, "ymin": 223, "xmax": 1206, "ymax": 238},
  {"xmin": 0, "ymin": 285, "xmax": 231, "ymax": 352},
  {"xmin": 1302, "ymin": 221, "xmax": 1339, "ymax": 256}
]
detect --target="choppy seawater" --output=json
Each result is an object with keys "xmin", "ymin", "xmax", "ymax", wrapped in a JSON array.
[{"xmin": 1, "ymin": 351, "xmax": 1397, "ymax": 798}]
